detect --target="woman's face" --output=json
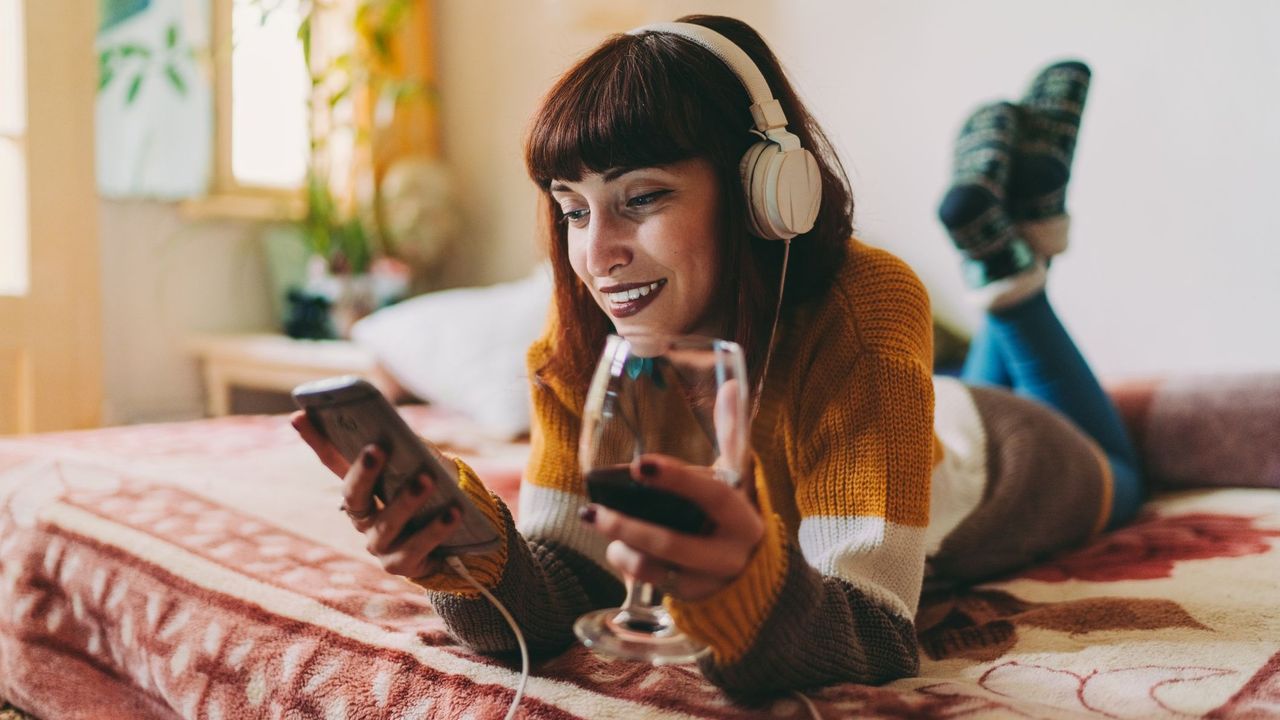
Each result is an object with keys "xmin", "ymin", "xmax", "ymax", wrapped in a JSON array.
[{"xmin": 551, "ymin": 157, "xmax": 725, "ymax": 338}]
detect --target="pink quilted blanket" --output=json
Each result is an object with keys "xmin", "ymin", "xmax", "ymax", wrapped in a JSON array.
[{"xmin": 1, "ymin": 403, "xmax": 1278, "ymax": 719}]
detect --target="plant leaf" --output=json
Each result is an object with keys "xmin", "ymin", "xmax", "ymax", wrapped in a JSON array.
[
  {"xmin": 166, "ymin": 22, "xmax": 179, "ymax": 49},
  {"xmin": 328, "ymin": 82, "xmax": 350, "ymax": 108},
  {"xmin": 126, "ymin": 73, "xmax": 145, "ymax": 104},
  {"xmin": 298, "ymin": 16, "xmax": 312, "ymax": 61},
  {"xmin": 371, "ymin": 28, "xmax": 390, "ymax": 59},
  {"xmin": 164, "ymin": 64, "xmax": 187, "ymax": 95},
  {"xmin": 120, "ymin": 43, "xmax": 152, "ymax": 59}
]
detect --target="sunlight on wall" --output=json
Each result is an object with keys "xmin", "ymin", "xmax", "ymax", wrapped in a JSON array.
[
  {"xmin": 231, "ymin": 0, "xmax": 308, "ymax": 189},
  {"xmin": 0, "ymin": 0, "xmax": 28, "ymax": 297}
]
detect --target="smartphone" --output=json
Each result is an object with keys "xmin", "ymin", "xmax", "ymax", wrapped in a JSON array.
[
  {"xmin": 292, "ymin": 375, "xmax": 500, "ymax": 555},
  {"xmin": 585, "ymin": 465, "xmax": 712, "ymax": 535}
]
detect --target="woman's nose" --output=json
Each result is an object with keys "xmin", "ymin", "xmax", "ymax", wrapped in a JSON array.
[{"xmin": 584, "ymin": 212, "xmax": 632, "ymax": 278}]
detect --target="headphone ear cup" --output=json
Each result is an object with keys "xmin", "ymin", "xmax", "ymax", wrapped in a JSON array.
[
  {"xmin": 740, "ymin": 140, "xmax": 780, "ymax": 240},
  {"xmin": 767, "ymin": 147, "xmax": 821, "ymax": 238},
  {"xmin": 741, "ymin": 140, "xmax": 822, "ymax": 241}
]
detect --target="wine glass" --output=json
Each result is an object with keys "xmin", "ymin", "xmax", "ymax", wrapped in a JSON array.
[{"xmin": 573, "ymin": 333, "xmax": 750, "ymax": 665}]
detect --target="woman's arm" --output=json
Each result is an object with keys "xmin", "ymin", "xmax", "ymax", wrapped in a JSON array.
[
  {"xmin": 669, "ymin": 351, "xmax": 935, "ymax": 697},
  {"xmin": 422, "ymin": 458, "xmax": 623, "ymax": 655},
  {"xmin": 426, "ymin": 372, "xmax": 623, "ymax": 655}
]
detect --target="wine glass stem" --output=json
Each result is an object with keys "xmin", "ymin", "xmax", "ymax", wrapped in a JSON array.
[
  {"xmin": 614, "ymin": 578, "xmax": 668, "ymax": 634},
  {"xmin": 621, "ymin": 577, "xmax": 658, "ymax": 611},
  {"xmin": 636, "ymin": 581, "xmax": 657, "ymax": 606}
]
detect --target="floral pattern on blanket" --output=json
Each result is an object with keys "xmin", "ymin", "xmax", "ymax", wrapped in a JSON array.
[
  {"xmin": 916, "ymin": 663, "xmax": 1241, "ymax": 719},
  {"xmin": 1, "ymin": 414, "xmax": 1278, "ymax": 719},
  {"xmin": 1019, "ymin": 510, "xmax": 1280, "ymax": 583},
  {"xmin": 917, "ymin": 588, "xmax": 1208, "ymax": 662}
]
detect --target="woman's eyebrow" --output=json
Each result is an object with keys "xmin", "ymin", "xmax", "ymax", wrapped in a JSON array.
[
  {"xmin": 550, "ymin": 166, "xmax": 666, "ymax": 193},
  {"xmin": 604, "ymin": 166, "xmax": 642, "ymax": 182}
]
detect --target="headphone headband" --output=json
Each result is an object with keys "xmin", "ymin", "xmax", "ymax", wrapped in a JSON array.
[
  {"xmin": 626, "ymin": 22, "xmax": 792, "ymax": 143},
  {"xmin": 626, "ymin": 21, "xmax": 821, "ymax": 241}
]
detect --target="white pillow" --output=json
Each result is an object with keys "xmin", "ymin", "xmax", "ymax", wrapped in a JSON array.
[{"xmin": 351, "ymin": 266, "xmax": 552, "ymax": 439}]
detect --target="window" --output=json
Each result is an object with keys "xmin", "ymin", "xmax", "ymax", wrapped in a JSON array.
[
  {"xmin": 0, "ymin": 0, "xmax": 29, "ymax": 296},
  {"xmin": 228, "ymin": 0, "xmax": 309, "ymax": 190},
  {"xmin": 195, "ymin": 0, "xmax": 436, "ymax": 221},
  {"xmin": 194, "ymin": 0, "xmax": 314, "ymax": 218}
]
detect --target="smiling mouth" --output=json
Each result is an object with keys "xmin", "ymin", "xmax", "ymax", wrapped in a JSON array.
[{"xmin": 600, "ymin": 279, "xmax": 666, "ymax": 319}]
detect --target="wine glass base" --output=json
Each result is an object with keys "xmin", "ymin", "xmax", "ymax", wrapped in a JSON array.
[{"xmin": 574, "ymin": 607, "xmax": 709, "ymax": 665}]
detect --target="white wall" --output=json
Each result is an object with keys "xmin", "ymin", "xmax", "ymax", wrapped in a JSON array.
[
  {"xmin": 100, "ymin": 201, "xmax": 275, "ymax": 424},
  {"xmin": 770, "ymin": 0, "xmax": 1280, "ymax": 376}
]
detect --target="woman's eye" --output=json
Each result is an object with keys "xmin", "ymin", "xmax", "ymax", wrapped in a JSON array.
[
  {"xmin": 627, "ymin": 190, "xmax": 669, "ymax": 208},
  {"xmin": 562, "ymin": 208, "xmax": 589, "ymax": 225}
]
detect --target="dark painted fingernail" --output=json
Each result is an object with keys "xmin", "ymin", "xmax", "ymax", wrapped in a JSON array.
[
  {"xmin": 578, "ymin": 505, "xmax": 597, "ymax": 524},
  {"xmin": 362, "ymin": 449, "xmax": 378, "ymax": 469},
  {"xmin": 640, "ymin": 461, "xmax": 658, "ymax": 478}
]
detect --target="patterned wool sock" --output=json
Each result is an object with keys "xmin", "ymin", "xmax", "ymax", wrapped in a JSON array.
[
  {"xmin": 938, "ymin": 101, "xmax": 1045, "ymax": 310},
  {"xmin": 1011, "ymin": 60, "xmax": 1092, "ymax": 257},
  {"xmin": 938, "ymin": 101, "xmax": 1020, "ymax": 261}
]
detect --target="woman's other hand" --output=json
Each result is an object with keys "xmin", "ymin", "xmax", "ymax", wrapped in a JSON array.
[
  {"xmin": 290, "ymin": 410, "xmax": 462, "ymax": 578},
  {"xmin": 580, "ymin": 453, "xmax": 764, "ymax": 601}
]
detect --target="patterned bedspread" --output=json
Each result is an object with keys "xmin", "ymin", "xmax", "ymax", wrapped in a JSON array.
[{"xmin": 1, "ymin": 406, "xmax": 1277, "ymax": 719}]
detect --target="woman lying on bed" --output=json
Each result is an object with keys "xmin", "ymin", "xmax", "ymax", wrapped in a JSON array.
[{"xmin": 293, "ymin": 15, "xmax": 1140, "ymax": 698}]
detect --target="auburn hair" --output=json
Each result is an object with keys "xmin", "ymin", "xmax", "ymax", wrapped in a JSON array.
[{"xmin": 525, "ymin": 15, "xmax": 853, "ymax": 391}]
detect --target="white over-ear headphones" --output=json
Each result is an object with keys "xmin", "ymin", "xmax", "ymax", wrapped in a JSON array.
[{"xmin": 627, "ymin": 22, "xmax": 822, "ymax": 241}]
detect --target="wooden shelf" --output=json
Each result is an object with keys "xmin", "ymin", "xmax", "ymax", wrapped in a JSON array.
[{"xmin": 186, "ymin": 333, "xmax": 376, "ymax": 416}]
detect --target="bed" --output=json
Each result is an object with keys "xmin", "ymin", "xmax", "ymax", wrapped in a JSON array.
[{"xmin": 1, "ymin": 375, "xmax": 1277, "ymax": 719}]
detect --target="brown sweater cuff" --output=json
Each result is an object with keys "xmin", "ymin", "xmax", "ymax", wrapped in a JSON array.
[
  {"xmin": 665, "ymin": 511, "xmax": 789, "ymax": 665},
  {"xmin": 407, "ymin": 456, "xmax": 509, "ymax": 596}
]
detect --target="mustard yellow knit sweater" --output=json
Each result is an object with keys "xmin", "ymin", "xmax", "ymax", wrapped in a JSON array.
[{"xmin": 424, "ymin": 239, "xmax": 936, "ymax": 695}]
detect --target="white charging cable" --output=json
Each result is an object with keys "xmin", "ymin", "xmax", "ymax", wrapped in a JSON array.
[
  {"xmin": 792, "ymin": 690, "xmax": 824, "ymax": 720},
  {"xmin": 444, "ymin": 555, "xmax": 529, "ymax": 720},
  {"xmin": 751, "ymin": 238, "xmax": 791, "ymax": 423}
]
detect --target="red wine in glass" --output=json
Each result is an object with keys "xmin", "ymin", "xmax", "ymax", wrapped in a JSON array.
[{"xmin": 585, "ymin": 465, "xmax": 711, "ymax": 535}]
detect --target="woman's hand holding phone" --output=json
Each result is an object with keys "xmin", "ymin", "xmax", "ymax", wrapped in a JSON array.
[{"xmin": 290, "ymin": 410, "xmax": 466, "ymax": 579}]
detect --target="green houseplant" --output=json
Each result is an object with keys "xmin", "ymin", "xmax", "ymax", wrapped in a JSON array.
[{"xmin": 265, "ymin": 0, "xmax": 441, "ymax": 338}]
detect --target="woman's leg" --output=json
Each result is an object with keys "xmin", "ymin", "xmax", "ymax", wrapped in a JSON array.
[
  {"xmin": 960, "ymin": 320, "xmax": 1013, "ymax": 388},
  {"xmin": 941, "ymin": 61, "xmax": 1142, "ymax": 528},
  {"xmin": 985, "ymin": 291, "xmax": 1143, "ymax": 527},
  {"xmin": 1106, "ymin": 456, "xmax": 1143, "ymax": 530}
]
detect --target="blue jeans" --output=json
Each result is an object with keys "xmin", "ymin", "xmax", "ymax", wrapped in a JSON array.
[{"xmin": 961, "ymin": 292, "xmax": 1143, "ymax": 529}]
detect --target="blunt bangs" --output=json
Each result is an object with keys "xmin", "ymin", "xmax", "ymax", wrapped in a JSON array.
[{"xmin": 526, "ymin": 33, "xmax": 750, "ymax": 188}]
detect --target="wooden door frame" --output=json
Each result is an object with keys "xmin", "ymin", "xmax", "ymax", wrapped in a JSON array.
[{"xmin": 0, "ymin": 1, "xmax": 102, "ymax": 433}]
